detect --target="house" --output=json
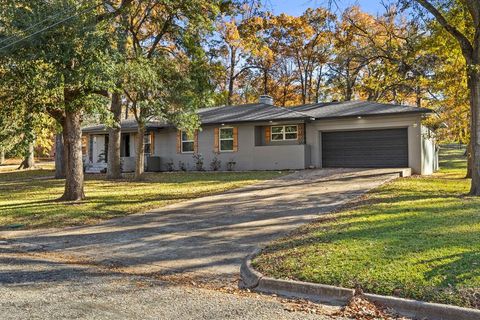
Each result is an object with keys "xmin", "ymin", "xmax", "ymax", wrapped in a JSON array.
[{"xmin": 81, "ymin": 96, "xmax": 438, "ymax": 174}]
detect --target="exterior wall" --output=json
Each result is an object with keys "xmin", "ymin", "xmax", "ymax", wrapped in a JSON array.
[
  {"xmin": 421, "ymin": 126, "xmax": 439, "ymax": 175},
  {"xmin": 87, "ymin": 134, "xmax": 107, "ymax": 163},
  {"xmin": 82, "ymin": 114, "xmax": 432, "ymax": 174},
  {"xmin": 305, "ymin": 114, "xmax": 425, "ymax": 174},
  {"xmin": 154, "ymin": 123, "xmax": 306, "ymax": 171}
]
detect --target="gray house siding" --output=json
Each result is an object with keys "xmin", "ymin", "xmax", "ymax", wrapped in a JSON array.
[
  {"xmin": 154, "ymin": 123, "xmax": 307, "ymax": 171},
  {"xmin": 82, "ymin": 105, "xmax": 436, "ymax": 175}
]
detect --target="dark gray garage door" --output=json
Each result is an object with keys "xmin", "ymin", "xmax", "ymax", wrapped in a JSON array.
[{"xmin": 322, "ymin": 128, "xmax": 408, "ymax": 168}]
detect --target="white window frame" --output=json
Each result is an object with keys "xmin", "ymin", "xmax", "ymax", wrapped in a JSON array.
[
  {"xmin": 271, "ymin": 125, "xmax": 298, "ymax": 141},
  {"xmin": 181, "ymin": 131, "xmax": 195, "ymax": 153},
  {"xmin": 219, "ymin": 127, "xmax": 234, "ymax": 152}
]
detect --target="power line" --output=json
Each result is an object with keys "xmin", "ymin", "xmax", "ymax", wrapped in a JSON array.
[
  {"xmin": 0, "ymin": 5, "xmax": 78, "ymax": 46},
  {"xmin": 0, "ymin": 2, "xmax": 104, "ymax": 53}
]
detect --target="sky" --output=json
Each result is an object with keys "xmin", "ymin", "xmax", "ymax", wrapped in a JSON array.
[{"xmin": 267, "ymin": 0, "xmax": 390, "ymax": 16}]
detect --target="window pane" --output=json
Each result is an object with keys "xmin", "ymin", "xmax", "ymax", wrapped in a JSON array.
[
  {"xmin": 271, "ymin": 133, "xmax": 284, "ymax": 141},
  {"xmin": 145, "ymin": 144, "xmax": 151, "ymax": 154},
  {"xmin": 220, "ymin": 128, "xmax": 233, "ymax": 139},
  {"xmin": 285, "ymin": 133, "xmax": 297, "ymax": 140},
  {"xmin": 182, "ymin": 131, "xmax": 193, "ymax": 141},
  {"xmin": 144, "ymin": 134, "xmax": 151, "ymax": 144},
  {"xmin": 285, "ymin": 125, "xmax": 297, "ymax": 133},
  {"xmin": 271, "ymin": 126, "xmax": 283, "ymax": 134},
  {"xmin": 220, "ymin": 140, "xmax": 234, "ymax": 151},
  {"xmin": 182, "ymin": 141, "xmax": 194, "ymax": 152}
]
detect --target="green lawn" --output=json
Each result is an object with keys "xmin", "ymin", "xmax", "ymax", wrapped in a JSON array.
[
  {"xmin": 0, "ymin": 170, "xmax": 285, "ymax": 229},
  {"xmin": 254, "ymin": 147, "xmax": 480, "ymax": 309}
]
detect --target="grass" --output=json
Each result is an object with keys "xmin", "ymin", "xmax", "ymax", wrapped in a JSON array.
[
  {"xmin": 253, "ymin": 147, "xmax": 480, "ymax": 309},
  {"xmin": 0, "ymin": 170, "xmax": 286, "ymax": 229}
]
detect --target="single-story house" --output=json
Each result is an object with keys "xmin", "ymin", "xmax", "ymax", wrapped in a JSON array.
[{"xmin": 82, "ymin": 96, "xmax": 438, "ymax": 174}]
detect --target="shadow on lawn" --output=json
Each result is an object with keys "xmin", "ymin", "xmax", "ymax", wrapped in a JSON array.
[{"xmin": 257, "ymin": 187, "xmax": 480, "ymax": 307}]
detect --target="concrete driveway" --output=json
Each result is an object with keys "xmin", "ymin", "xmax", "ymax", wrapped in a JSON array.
[{"xmin": 2, "ymin": 168, "xmax": 402, "ymax": 280}]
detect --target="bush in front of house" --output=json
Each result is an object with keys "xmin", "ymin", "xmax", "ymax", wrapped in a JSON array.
[
  {"xmin": 210, "ymin": 153, "xmax": 221, "ymax": 171},
  {"xmin": 193, "ymin": 153, "xmax": 205, "ymax": 171},
  {"xmin": 178, "ymin": 161, "xmax": 187, "ymax": 171},
  {"xmin": 166, "ymin": 159, "xmax": 175, "ymax": 172}
]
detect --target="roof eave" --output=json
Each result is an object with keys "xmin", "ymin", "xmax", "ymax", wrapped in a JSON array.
[{"xmin": 308, "ymin": 110, "xmax": 432, "ymax": 121}]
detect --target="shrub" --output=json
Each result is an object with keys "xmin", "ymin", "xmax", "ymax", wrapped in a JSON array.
[
  {"xmin": 165, "ymin": 159, "xmax": 175, "ymax": 172},
  {"xmin": 210, "ymin": 153, "xmax": 221, "ymax": 171},
  {"xmin": 227, "ymin": 159, "xmax": 236, "ymax": 171},
  {"xmin": 193, "ymin": 153, "xmax": 205, "ymax": 171},
  {"xmin": 178, "ymin": 161, "xmax": 187, "ymax": 171}
]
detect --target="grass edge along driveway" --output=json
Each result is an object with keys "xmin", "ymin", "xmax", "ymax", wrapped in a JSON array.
[
  {"xmin": 0, "ymin": 171, "xmax": 286, "ymax": 229},
  {"xmin": 253, "ymin": 147, "xmax": 480, "ymax": 309}
]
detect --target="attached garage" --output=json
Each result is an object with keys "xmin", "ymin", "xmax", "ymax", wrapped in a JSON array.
[{"xmin": 321, "ymin": 128, "xmax": 409, "ymax": 168}]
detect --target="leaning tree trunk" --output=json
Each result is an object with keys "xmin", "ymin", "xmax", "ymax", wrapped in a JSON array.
[
  {"xmin": 107, "ymin": 92, "xmax": 123, "ymax": 179},
  {"xmin": 0, "ymin": 147, "xmax": 5, "ymax": 165},
  {"xmin": 60, "ymin": 110, "xmax": 85, "ymax": 201},
  {"xmin": 18, "ymin": 141, "xmax": 35, "ymax": 170},
  {"xmin": 468, "ymin": 68, "xmax": 480, "ymax": 195},
  {"xmin": 134, "ymin": 123, "xmax": 146, "ymax": 180},
  {"xmin": 55, "ymin": 133, "xmax": 65, "ymax": 179}
]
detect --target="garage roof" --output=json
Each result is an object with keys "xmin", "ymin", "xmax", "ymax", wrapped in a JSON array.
[{"xmin": 292, "ymin": 100, "xmax": 431, "ymax": 119}]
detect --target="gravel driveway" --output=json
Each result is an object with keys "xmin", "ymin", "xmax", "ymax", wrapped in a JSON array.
[{"xmin": 1, "ymin": 168, "xmax": 402, "ymax": 319}]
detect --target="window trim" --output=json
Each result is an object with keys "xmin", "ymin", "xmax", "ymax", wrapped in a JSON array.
[
  {"xmin": 181, "ymin": 130, "xmax": 195, "ymax": 154},
  {"xmin": 271, "ymin": 125, "xmax": 298, "ymax": 141},
  {"xmin": 219, "ymin": 127, "xmax": 235, "ymax": 152},
  {"xmin": 143, "ymin": 133, "xmax": 152, "ymax": 156}
]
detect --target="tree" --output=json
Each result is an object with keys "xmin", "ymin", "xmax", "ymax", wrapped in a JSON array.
[
  {"xmin": 406, "ymin": 0, "xmax": 480, "ymax": 194},
  {"xmin": 117, "ymin": 0, "xmax": 220, "ymax": 179},
  {"xmin": 268, "ymin": 9, "xmax": 333, "ymax": 104},
  {"xmin": 0, "ymin": 0, "xmax": 130, "ymax": 200}
]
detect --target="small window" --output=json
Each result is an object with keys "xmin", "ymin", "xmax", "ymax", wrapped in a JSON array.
[
  {"xmin": 144, "ymin": 133, "xmax": 152, "ymax": 156},
  {"xmin": 271, "ymin": 125, "xmax": 298, "ymax": 141},
  {"xmin": 219, "ymin": 127, "xmax": 234, "ymax": 152},
  {"xmin": 181, "ymin": 131, "xmax": 195, "ymax": 153}
]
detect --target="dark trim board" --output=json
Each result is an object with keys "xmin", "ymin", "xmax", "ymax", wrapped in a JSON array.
[{"xmin": 321, "ymin": 128, "xmax": 409, "ymax": 168}]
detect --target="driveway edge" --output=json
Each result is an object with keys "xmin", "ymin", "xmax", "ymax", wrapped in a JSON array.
[{"xmin": 240, "ymin": 249, "xmax": 480, "ymax": 320}]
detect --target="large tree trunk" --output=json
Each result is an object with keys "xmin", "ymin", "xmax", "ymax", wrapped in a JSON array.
[
  {"xmin": 468, "ymin": 69, "xmax": 480, "ymax": 195},
  {"xmin": 18, "ymin": 140, "xmax": 35, "ymax": 170},
  {"xmin": 107, "ymin": 92, "xmax": 123, "ymax": 179},
  {"xmin": 60, "ymin": 110, "xmax": 85, "ymax": 201},
  {"xmin": 466, "ymin": 140, "xmax": 473, "ymax": 178},
  {"xmin": 55, "ymin": 133, "xmax": 65, "ymax": 179},
  {"xmin": 134, "ymin": 123, "xmax": 145, "ymax": 180},
  {"xmin": 0, "ymin": 147, "xmax": 5, "ymax": 165}
]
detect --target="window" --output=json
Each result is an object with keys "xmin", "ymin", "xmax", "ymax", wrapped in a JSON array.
[
  {"xmin": 88, "ymin": 136, "xmax": 94, "ymax": 162},
  {"xmin": 144, "ymin": 133, "xmax": 152, "ymax": 156},
  {"xmin": 271, "ymin": 125, "xmax": 298, "ymax": 141},
  {"xmin": 181, "ymin": 131, "xmax": 195, "ymax": 153},
  {"xmin": 104, "ymin": 135, "xmax": 109, "ymax": 162},
  {"xmin": 219, "ymin": 128, "xmax": 234, "ymax": 152}
]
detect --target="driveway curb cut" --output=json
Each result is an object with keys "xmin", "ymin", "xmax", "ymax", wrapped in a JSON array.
[{"xmin": 240, "ymin": 249, "xmax": 480, "ymax": 320}]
